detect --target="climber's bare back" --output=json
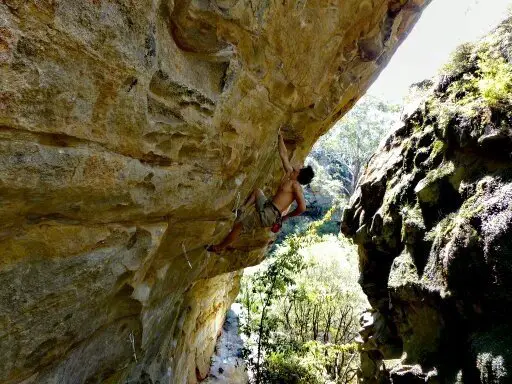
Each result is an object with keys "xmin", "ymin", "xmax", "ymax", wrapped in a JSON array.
[{"xmin": 272, "ymin": 174, "xmax": 302, "ymax": 213}]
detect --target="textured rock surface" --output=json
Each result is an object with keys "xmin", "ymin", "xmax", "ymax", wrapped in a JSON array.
[
  {"xmin": 0, "ymin": 1, "xmax": 429, "ymax": 383},
  {"xmin": 342, "ymin": 18, "xmax": 512, "ymax": 384}
]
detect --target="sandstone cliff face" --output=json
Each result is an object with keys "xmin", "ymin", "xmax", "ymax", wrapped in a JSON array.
[
  {"xmin": 342, "ymin": 18, "xmax": 512, "ymax": 384},
  {"xmin": 0, "ymin": 1, "xmax": 429, "ymax": 383}
]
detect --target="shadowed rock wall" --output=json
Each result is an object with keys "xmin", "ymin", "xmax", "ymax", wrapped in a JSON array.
[
  {"xmin": 342, "ymin": 18, "xmax": 512, "ymax": 384},
  {"xmin": 0, "ymin": 1, "xmax": 429, "ymax": 383}
]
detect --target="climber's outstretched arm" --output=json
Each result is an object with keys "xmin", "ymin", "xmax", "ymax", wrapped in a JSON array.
[{"xmin": 278, "ymin": 133, "xmax": 293, "ymax": 173}]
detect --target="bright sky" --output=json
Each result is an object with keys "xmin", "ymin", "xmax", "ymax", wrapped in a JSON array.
[{"xmin": 369, "ymin": 0, "xmax": 512, "ymax": 103}]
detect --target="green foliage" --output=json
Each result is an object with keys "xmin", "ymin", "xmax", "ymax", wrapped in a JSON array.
[
  {"xmin": 314, "ymin": 220, "xmax": 340, "ymax": 237},
  {"xmin": 261, "ymin": 352, "xmax": 324, "ymax": 384},
  {"xmin": 431, "ymin": 140, "xmax": 447, "ymax": 159},
  {"xmin": 260, "ymin": 342, "xmax": 359, "ymax": 384},
  {"xmin": 307, "ymin": 207, "xmax": 340, "ymax": 237},
  {"xmin": 239, "ymin": 211, "xmax": 368, "ymax": 383},
  {"xmin": 439, "ymin": 45, "xmax": 512, "ymax": 112},
  {"xmin": 239, "ymin": 232, "xmax": 310, "ymax": 383},
  {"xmin": 425, "ymin": 212, "xmax": 457, "ymax": 242},
  {"xmin": 441, "ymin": 42, "xmax": 476, "ymax": 77},
  {"xmin": 476, "ymin": 53, "xmax": 512, "ymax": 106},
  {"xmin": 428, "ymin": 37, "xmax": 512, "ymax": 145},
  {"xmin": 309, "ymin": 95, "xmax": 400, "ymax": 198}
]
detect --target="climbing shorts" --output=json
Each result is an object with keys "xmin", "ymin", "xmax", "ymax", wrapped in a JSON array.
[{"xmin": 237, "ymin": 194, "xmax": 281, "ymax": 233}]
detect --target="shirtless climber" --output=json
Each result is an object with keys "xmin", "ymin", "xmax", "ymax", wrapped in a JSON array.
[{"xmin": 207, "ymin": 133, "xmax": 315, "ymax": 253}]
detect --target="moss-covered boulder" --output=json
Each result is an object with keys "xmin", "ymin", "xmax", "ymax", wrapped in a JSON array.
[{"xmin": 342, "ymin": 17, "xmax": 512, "ymax": 384}]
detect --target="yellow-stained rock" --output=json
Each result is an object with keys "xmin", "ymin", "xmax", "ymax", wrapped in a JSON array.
[{"xmin": 0, "ymin": 0, "xmax": 430, "ymax": 382}]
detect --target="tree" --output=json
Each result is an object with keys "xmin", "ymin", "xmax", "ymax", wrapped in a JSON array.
[
  {"xmin": 241, "ymin": 235, "xmax": 307, "ymax": 384},
  {"xmin": 238, "ymin": 213, "xmax": 369, "ymax": 383},
  {"xmin": 310, "ymin": 95, "xmax": 400, "ymax": 197}
]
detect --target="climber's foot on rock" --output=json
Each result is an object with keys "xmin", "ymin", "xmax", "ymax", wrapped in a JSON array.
[{"xmin": 206, "ymin": 245, "xmax": 223, "ymax": 254}]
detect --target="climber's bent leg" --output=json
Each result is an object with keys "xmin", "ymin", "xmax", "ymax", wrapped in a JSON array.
[
  {"xmin": 207, "ymin": 222, "xmax": 243, "ymax": 253},
  {"xmin": 243, "ymin": 188, "xmax": 265, "ymax": 209},
  {"xmin": 208, "ymin": 189, "xmax": 266, "ymax": 253},
  {"xmin": 243, "ymin": 189, "xmax": 257, "ymax": 207}
]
